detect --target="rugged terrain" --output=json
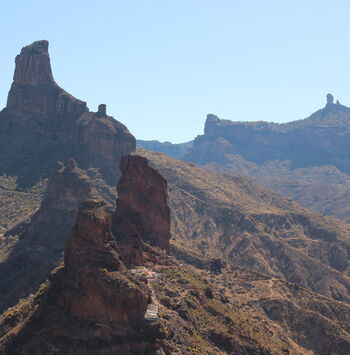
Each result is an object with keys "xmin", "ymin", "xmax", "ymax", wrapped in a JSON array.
[
  {"xmin": 2, "ymin": 40, "xmax": 350, "ymax": 354},
  {"xmin": 0, "ymin": 155, "xmax": 310, "ymax": 355},
  {"xmin": 138, "ymin": 149, "xmax": 350, "ymax": 303},
  {"xmin": 2, "ymin": 148, "xmax": 350, "ymax": 353}
]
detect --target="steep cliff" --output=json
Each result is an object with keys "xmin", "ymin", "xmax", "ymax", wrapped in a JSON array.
[
  {"xmin": 112, "ymin": 155, "xmax": 171, "ymax": 266},
  {"xmin": 0, "ymin": 40, "xmax": 135, "ymax": 188}
]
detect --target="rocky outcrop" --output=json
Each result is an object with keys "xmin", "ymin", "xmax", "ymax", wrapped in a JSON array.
[
  {"xmin": 6, "ymin": 40, "xmax": 87, "ymax": 119},
  {"xmin": 60, "ymin": 199, "xmax": 149, "ymax": 323},
  {"xmin": 0, "ymin": 156, "xmax": 174, "ymax": 354},
  {"xmin": 112, "ymin": 155, "xmax": 171, "ymax": 266},
  {"xmin": 0, "ymin": 160, "xmax": 98, "ymax": 312},
  {"xmin": 96, "ymin": 103, "xmax": 107, "ymax": 118},
  {"xmin": 3, "ymin": 150, "xmax": 350, "ymax": 354},
  {"xmin": 0, "ymin": 40, "xmax": 135, "ymax": 187},
  {"xmin": 326, "ymin": 93, "xmax": 334, "ymax": 106}
]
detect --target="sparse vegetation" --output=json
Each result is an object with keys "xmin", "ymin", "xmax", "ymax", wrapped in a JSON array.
[{"xmin": 0, "ymin": 176, "xmax": 46, "ymax": 231}]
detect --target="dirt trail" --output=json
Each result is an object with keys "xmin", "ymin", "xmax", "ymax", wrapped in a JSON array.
[{"xmin": 130, "ymin": 267, "xmax": 160, "ymax": 321}]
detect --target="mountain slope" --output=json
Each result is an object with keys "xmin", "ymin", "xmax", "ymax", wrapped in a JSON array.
[
  {"xmin": 138, "ymin": 149, "xmax": 350, "ymax": 303},
  {"xmin": 0, "ymin": 156, "xmax": 305, "ymax": 355},
  {"xmin": 0, "ymin": 160, "xmax": 98, "ymax": 313}
]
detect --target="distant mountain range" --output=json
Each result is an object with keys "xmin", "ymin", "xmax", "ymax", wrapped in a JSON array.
[
  {"xmin": 137, "ymin": 139, "xmax": 193, "ymax": 159},
  {"xmin": 139, "ymin": 95, "xmax": 350, "ymax": 223}
]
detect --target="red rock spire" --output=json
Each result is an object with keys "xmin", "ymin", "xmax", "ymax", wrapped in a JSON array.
[
  {"xmin": 12, "ymin": 40, "xmax": 54, "ymax": 85},
  {"xmin": 6, "ymin": 40, "xmax": 87, "ymax": 117}
]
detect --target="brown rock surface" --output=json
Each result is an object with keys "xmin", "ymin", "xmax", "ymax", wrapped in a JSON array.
[
  {"xmin": 0, "ymin": 160, "xmax": 98, "ymax": 312},
  {"xmin": 112, "ymin": 155, "xmax": 171, "ymax": 266},
  {"xmin": 6, "ymin": 40, "xmax": 87, "ymax": 119},
  {"xmin": 60, "ymin": 199, "xmax": 149, "ymax": 323},
  {"xmin": 0, "ymin": 40, "xmax": 135, "ymax": 188}
]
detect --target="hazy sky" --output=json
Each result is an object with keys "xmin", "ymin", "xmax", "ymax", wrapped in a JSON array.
[{"xmin": 2, "ymin": 0, "xmax": 350, "ymax": 142}]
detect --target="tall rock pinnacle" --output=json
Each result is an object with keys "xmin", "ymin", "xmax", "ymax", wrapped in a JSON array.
[
  {"xmin": 6, "ymin": 40, "xmax": 87, "ymax": 117},
  {"xmin": 112, "ymin": 155, "xmax": 171, "ymax": 265},
  {"xmin": 326, "ymin": 93, "xmax": 334, "ymax": 106},
  {"xmin": 0, "ymin": 40, "xmax": 136, "ymax": 187},
  {"xmin": 12, "ymin": 40, "xmax": 54, "ymax": 85}
]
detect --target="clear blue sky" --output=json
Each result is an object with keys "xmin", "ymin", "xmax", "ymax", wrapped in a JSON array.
[{"xmin": 2, "ymin": 0, "xmax": 350, "ymax": 142}]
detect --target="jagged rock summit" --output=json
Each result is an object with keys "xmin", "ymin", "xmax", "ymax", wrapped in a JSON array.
[
  {"xmin": 0, "ymin": 40, "xmax": 135, "ymax": 187},
  {"xmin": 112, "ymin": 155, "xmax": 171, "ymax": 266},
  {"xmin": 6, "ymin": 40, "xmax": 87, "ymax": 119}
]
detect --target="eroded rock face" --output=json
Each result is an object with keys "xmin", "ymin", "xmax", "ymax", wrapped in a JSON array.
[
  {"xmin": 6, "ymin": 40, "xmax": 87, "ymax": 118},
  {"xmin": 0, "ymin": 160, "xmax": 98, "ymax": 312},
  {"xmin": 11, "ymin": 40, "xmax": 53, "ymax": 85},
  {"xmin": 0, "ymin": 40, "xmax": 135, "ymax": 187},
  {"xmin": 112, "ymin": 155, "xmax": 171, "ymax": 265},
  {"xmin": 60, "ymin": 199, "xmax": 149, "ymax": 324}
]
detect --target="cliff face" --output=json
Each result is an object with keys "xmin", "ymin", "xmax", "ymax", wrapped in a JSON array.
[
  {"xmin": 112, "ymin": 155, "xmax": 171, "ymax": 266},
  {"xmin": 0, "ymin": 160, "xmax": 98, "ymax": 312},
  {"xmin": 0, "ymin": 40, "xmax": 135, "ymax": 187},
  {"xmin": 6, "ymin": 40, "xmax": 87, "ymax": 118},
  {"xmin": 60, "ymin": 199, "xmax": 149, "ymax": 324}
]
